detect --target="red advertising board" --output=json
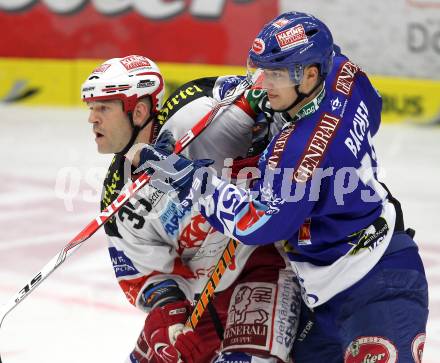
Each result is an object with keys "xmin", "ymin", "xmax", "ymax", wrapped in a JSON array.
[{"xmin": 0, "ymin": 0, "xmax": 278, "ymax": 65}]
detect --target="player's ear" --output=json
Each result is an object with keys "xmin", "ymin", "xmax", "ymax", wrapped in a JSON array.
[
  {"xmin": 133, "ymin": 98, "xmax": 151, "ymax": 126},
  {"xmin": 304, "ymin": 65, "xmax": 319, "ymax": 82}
]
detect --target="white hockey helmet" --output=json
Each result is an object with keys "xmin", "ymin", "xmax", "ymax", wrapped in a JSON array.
[{"xmin": 81, "ymin": 55, "xmax": 165, "ymax": 113}]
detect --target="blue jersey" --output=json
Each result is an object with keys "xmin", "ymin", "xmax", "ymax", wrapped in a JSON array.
[{"xmin": 200, "ymin": 55, "xmax": 397, "ymax": 307}]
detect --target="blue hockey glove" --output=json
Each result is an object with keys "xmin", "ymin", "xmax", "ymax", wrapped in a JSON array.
[{"xmin": 136, "ymin": 138, "xmax": 214, "ymax": 200}]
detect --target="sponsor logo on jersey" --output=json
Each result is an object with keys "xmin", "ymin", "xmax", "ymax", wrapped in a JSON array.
[
  {"xmin": 92, "ymin": 63, "xmax": 111, "ymax": 73},
  {"xmin": 148, "ymin": 187, "xmax": 164, "ymax": 207},
  {"xmin": 294, "ymin": 113, "xmax": 340, "ymax": 183},
  {"xmin": 275, "ymin": 24, "xmax": 308, "ymax": 51},
  {"xmin": 344, "ymin": 100, "xmax": 371, "ymax": 158},
  {"xmin": 275, "ymin": 270, "xmax": 301, "ymax": 349},
  {"xmin": 272, "ymin": 18, "xmax": 291, "ymax": 28},
  {"xmin": 344, "ymin": 336, "xmax": 397, "ymax": 363},
  {"xmin": 120, "ymin": 55, "xmax": 151, "ymax": 71},
  {"xmin": 251, "ymin": 37, "xmax": 265, "ymax": 54},
  {"xmin": 109, "ymin": 247, "xmax": 140, "ymax": 277},
  {"xmin": 267, "ymin": 125, "xmax": 296, "ymax": 170},
  {"xmin": 160, "ymin": 199, "xmax": 192, "ymax": 237},
  {"xmin": 412, "ymin": 333, "xmax": 425, "ymax": 363},
  {"xmin": 334, "ymin": 60, "xmax": 360, "ymax": 96},
  {"xmin": 178, "ymin": 214, "xmax": 211, "ymax": 253},
  {"xmin": 223, "ymin": 283, "xmax": 274, "ymax": 350},
  {"xmin": 157, "ymin": 83, "xmax": 205, "ymax": 125},
  {"xmin": 348, "ymin": 217, "xmax": 389, "ymax": 255}
]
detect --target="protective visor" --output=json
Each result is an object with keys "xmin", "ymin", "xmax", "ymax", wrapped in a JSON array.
[{"xmin": 246, "ymin": 58, "xmax": 298, "ymax": 91}]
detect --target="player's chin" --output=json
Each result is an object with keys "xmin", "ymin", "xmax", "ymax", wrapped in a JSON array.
[
  {"xmin": 96, "ymin": 140, "xmax": 113, "ymax": 154},
  {"xmin": 267, "ymin": 95, "xmax": 284, "ymax": 110},
  {"xmin": 268, "ymin": 100, "xmax": 286, "ymax": 112}
]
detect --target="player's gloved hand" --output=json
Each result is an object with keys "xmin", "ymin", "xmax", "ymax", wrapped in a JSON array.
[
  {"xmin": 136, "ymin": 135, "xmax": 214, "ymax": 200},
  {"xmin": 143, "ymin": 300, "xmax": 203, "ymax": 363},
  {"xmin": 127, "ymin": 330, "xmax": 157, "ymax": 363},
  {"xmin": 154, "ymin": 130, "xmax": 176, "ymax": 154}
]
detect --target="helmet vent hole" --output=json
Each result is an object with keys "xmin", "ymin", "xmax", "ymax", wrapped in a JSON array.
[{"xmin": 306, "ymin": 29, "xmax": 318, "ymax": 37}]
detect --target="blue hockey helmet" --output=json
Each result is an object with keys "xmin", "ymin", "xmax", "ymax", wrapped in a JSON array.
[{"xmin": 248, "ymin": 12, "xmax": 334, "ymax": 84}]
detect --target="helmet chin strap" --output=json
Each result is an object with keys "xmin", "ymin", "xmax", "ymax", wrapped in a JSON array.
[
  {"xmin": 276, "ymin": 79, "xmax": 323, "ymax": 114},
  {"xmin": 117, "ymin": 111, "xmax": 155, "ymax": 156}
]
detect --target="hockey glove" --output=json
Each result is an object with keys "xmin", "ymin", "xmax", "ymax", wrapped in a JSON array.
[
  {"xmin": 136, "ymin": 142, "xmax": 214, "ymax": 201},
  {"xmin": 143, "ymin": 300, "xmax": 203, "ymax": 363},
  {"xmin": 127, "ymin": 330, "xmax": 157, "ymax": 363}
]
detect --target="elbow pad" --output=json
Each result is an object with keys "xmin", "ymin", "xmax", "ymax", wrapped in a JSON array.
[{"xmin": 142, "ymin": 279, "xmax": 187, "ymax": 309}]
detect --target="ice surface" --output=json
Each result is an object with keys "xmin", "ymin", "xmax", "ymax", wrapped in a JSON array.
[{"xmin": 0, "ymin": 105, "xmax": 438, "ymax": 362}]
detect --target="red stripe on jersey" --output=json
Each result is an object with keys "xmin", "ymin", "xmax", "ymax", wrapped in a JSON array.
[{"xmin": 235, "ymin": 95, "xmax": 257, "ymax": 118}]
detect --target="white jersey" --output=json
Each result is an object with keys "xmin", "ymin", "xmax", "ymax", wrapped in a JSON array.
[{"xmin": 101, "ymin": 76, "xmax": 286, "ymax": 311}]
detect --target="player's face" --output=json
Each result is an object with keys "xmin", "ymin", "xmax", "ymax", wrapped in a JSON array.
[
  {"xmin": 87, "ymin": 100, "xmax": 132, "ymax": 154},
  {"xmin": 262, "ymin": 68, "xmax": 297, "ymax": 111}
]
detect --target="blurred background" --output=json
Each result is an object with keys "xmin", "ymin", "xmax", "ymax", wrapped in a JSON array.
[{"xmin": 0, "ymin": 0, "xmax": 439, "ymax": 362}]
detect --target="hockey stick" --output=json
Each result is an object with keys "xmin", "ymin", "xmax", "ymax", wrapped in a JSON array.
[
  {"xmin": 186, "ymin": 238, "xmax": 239, "ymax": 329},
  {"xmin": 0, "ymin": 77, "xmax": 252, "ymax": 362}
]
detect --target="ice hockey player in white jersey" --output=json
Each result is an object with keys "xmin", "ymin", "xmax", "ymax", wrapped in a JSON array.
[{"xmin": 81, "ymin": 55, "xmax": 300, "ymax": 363}]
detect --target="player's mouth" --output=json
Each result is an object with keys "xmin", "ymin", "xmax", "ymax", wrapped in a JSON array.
[{"xmin": 94, "ymin": 129, "xmax": 105, "ymax": 141}]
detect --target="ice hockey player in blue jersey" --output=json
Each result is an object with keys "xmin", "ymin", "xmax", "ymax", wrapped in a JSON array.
[{"xmin": 139, "ymin": 11, "xmax": 429, "ymax": 363}]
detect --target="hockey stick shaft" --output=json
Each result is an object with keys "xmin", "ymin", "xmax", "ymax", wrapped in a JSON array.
[
  {"xmin": 186, "ymin": 238, "xmax": 238, "ymax": 329},
  {"xmin": 0, "ymin": 78, "xmax": 251, "ymax": 337}
]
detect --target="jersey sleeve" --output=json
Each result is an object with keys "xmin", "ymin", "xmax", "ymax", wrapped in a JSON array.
[
  {"xmin": 107, "ymin": 222, "xmax": 195, "ymax": 312},
  {"xmin": 200, "ymin": 170, "xmax": 316, "ymax": 245},
  {"xmin": 198, "ymin": 120, "xmax": 331, "ymax": 245},
  {"xmin": 101, "ymin": 156, "xmax": 194, "ymax": 312}
]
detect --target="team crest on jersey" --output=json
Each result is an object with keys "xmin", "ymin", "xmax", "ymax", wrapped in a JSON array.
[
  {"xmin": 411, "ymin": 333, "xmax": 425, "ymax": 363},
  {"xmin": 120, "ymin": 55, "xmax": 151, "ymax": 71},
  {"xmin": 275, "ymin": 24, "xmax": 308, "ymax": 51},
  {"xmin": 344, "ymin": 336, "xmax": 397, "ymax": 363},
  {"xmin": 252, "ymin": 38, "xmax": 265, "ymax": 55}
]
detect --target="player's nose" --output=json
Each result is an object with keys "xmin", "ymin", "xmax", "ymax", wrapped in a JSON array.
[{"xmin": 87, "ymin": 109, "xmax": 100, "ymax": 124}]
